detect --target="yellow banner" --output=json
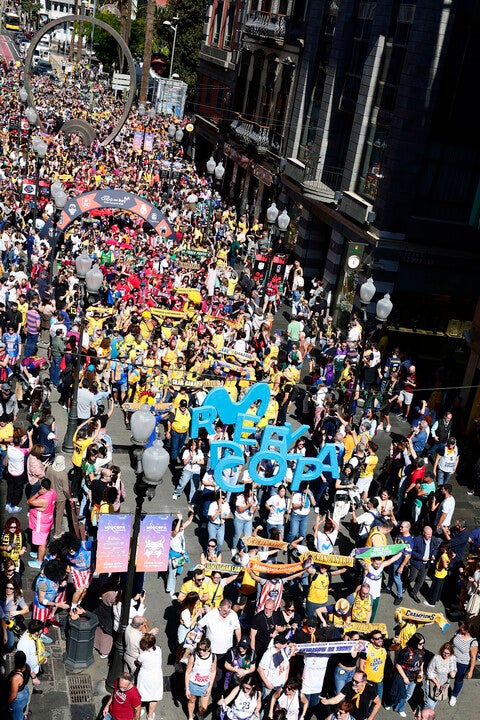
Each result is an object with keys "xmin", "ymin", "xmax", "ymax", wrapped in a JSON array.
[
  {"xmin": 244, "ymin": 536, "xmax": 288, "ymax": 550},
  {"xmin": 395, "ymin": 607, "xmax": 449, "ymax": 631},
  {"xmin": 341, "ymin": 621, "xmax": 388, "ymax": 635},
  {"xmin": 204, "ymin": 562, "xmax": 242, "ymax": 574},
  {"xmin": 300, "ymin": 551, "xmax": 354, "ymax": 567}
]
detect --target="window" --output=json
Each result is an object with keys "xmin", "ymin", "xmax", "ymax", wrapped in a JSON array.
[
  {"xmin": 212, "ymin": 0, "xmax": 224, "ymax": 46},
  {"xmin": 224, "ymin": 2, "xmax": 235, "ymax": 48}
]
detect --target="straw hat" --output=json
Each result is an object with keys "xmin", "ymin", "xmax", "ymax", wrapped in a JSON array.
[{"xmin": 335, "ymin": 598, "xmax": 351, "ymax": 615}]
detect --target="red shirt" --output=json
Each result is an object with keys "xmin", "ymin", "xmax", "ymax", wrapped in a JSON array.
[{"xmin": 109, "ymin": 680, "xmax": 141, "ymax": 720}]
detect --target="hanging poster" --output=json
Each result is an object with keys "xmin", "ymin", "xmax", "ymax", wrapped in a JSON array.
[
  {"xmin": 136, "ymin": 514, "xmax": 173, "ymax": 572},
  {"xmin": 95, "ymin": 514, "xmax": 132, "ymax": 573}
]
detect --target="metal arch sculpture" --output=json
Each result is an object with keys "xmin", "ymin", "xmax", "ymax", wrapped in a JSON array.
[
  {"xmin": 39, "ymin": 189, "xmax": 175, "ymax": 241},
  {"xmin": 23, "ymin": 15, "xmax": 136, "ymax": 147}
]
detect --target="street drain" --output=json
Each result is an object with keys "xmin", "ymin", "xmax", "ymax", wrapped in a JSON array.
[{"xmin": 67, "ymin": 674, "xmax": 94, "ymax": 704}]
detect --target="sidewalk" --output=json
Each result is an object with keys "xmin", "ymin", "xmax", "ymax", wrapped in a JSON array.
[{"xmin": 4, "ymin": 310, "xmax": 480, "ymax": 720}]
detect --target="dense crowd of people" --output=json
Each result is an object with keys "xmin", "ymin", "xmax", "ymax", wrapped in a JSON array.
[{"xmin": 0, "ymin": 55, "xmax": 480, "ymax": 720}]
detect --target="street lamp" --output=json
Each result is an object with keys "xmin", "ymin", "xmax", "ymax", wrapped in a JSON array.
[
  {"xmin": 49, "ymin": 185, "xmax": 68, "ymax": 280},
  {"xmin": 260, "ymin": 205, "xmax": 290, "ymax": 304},
  {"xmin": 25, "ymin": 106, "xmax": 38, "ymax": 174},
  {"xmin": 348, "ymin": 279, "xmax": 393, "ymax": 417},
  {"xmin": 167, "ymin": 123, "xmax": 184, "ymax": 181},
  {"xmin": 62, "ymin": 256, "xmax": 104, "ymax": 453},
  {"xmin": 18, "ymin": 87, "xmax": 28, "ymax": 153},
  {"xmin": 31, "ymin": 136, "xmax": 48, "ymax": 230},
  {"xmin": 106, "ymin": 408, "xmax": 169, "ymax": 692},
  {"xmin": 163, "ymin": 16, "xmax": 179, "ymax": 79},
  {"xmin": 204, "ymin": 158, "xmax": 224, "ymax": 239}
]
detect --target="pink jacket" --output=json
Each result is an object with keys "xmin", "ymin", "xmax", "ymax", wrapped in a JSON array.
[{"xmin": 29, "ymin": 489, "xmax": 57, "ymax": 535}]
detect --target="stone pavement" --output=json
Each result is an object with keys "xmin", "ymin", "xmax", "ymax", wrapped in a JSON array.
[{"xmin": 3, "ymin": 317, "xmax": 480, "ymax": 719}]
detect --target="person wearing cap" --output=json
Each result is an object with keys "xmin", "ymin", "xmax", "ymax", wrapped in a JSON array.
[
  {"xmin": 0, "ymin": 382, "xmax": 18, "ymax": 422},
  {"xmin": 166, "ymin": 399, "xmax": 191, "ymax": 464},
  {"xmin": 45, "ymin": 455, "xmax": 72, "ymax": 538},
  {"xmin": 223, "ymin": 635, "xmax": 257, "ymax": 691},
  {"xmin": 319, "ymin": 597, "xmax": 352, "ymax": 628}
]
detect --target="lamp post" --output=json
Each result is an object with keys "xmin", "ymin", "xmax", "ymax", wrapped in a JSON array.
[
  {"xmin": 348, "ymin": 279, "xmax": 393, "ymax": 417},
  {"xmin": 260, "ymin": 204, "xmax": 290, "ymax": 304},
  {"xmin": 24, "ymin": 106, "xmax": 38, "ymax": 175},
  {"xmin": 49, "ymin": 185, "xmax": 68, "ymax": 280},
  {"xmin": 105, "ymin": 408, "xmax": 169, "ymax": 692},
  {"xmin": 204, "ymin": 157, "xmax": 225, "ymax": 240},
  {"xmin": 138, "ymin": 103, "xmax": 156, "ymax": 166},
  {"xmin": 167, "ymin": 123, "xmax": 184, "ymax": 182},
  {"xmin": 62, "ymin": 255, "xmax": 104, "ymax": 453},
  {"xmin": 31, "ymin": 136, "xmax": 48, "ymax": 230},
  {"xmin": 18, "ymin": 87, "xmax": 28, "ymax": 153},
  {"xmin": 163, "ymin": 16, "xmax": 179, "ymax": 79}
]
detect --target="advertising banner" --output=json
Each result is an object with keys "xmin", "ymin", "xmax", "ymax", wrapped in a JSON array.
[
  {"xmin": 95, "ymin": 514, "xmax": 132, "ymax": 574},
  {"xmin": 136, "ymin": 514, "xmax": 172, "ymax": 572}
]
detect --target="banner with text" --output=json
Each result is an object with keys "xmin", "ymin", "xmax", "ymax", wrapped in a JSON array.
[
  {"xmin": 95, "ymin": 514, "xmax": 132, "ymax": 574},
  {"xmin": 136, "ymin": 514, "xmax": 172, "ymax": 572}
]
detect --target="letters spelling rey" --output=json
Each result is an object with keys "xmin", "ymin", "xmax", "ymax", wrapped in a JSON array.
[{"xmin": 190, "ymin": 382, "xmax": 340, "ymax": 494}]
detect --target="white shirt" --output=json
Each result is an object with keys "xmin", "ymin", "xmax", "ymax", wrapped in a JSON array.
[
  {"xmin": 198, "ymin": 607, "xmax": 240, "ymax": 655},
  {"xmin": 436, "ymin": 495, "xmax": 455, "ymax": 528}
]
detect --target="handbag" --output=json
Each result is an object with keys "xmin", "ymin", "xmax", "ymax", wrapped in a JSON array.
[
  {"xmin": 465, "ymin": 590, "xmax": 480, "ymax": 616},
  {"xmin": 171, "ymin": 554, "xmax": 186, "ymax": 569},
  {"xmin": 428, "ymin": 680, "xmax": 449, "ymax": 702}
]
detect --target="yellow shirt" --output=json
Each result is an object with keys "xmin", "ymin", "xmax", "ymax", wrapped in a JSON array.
[
  {"xmin": 365, "ymin": 528, "xmax": 387, "ymax": 549},
  {"xmin": 171, "ymin": 407, "xmax": 191, "ymax": 434},
  {"xmin": 351, "ymin": 593, "xmax": 372, "ymax": 622},
  {"xmin": 72, "ymin": 434, "xmax": 93, "ymax": 468},
  {"xmin": 0, "ymin": 422, "xmax": 14, "ymax": 450},
  {"xmin": 359, "ymin": 455, "xmax": 379, "ymax": 479},
  {"xmin": 362, "ymin": 643, "xmax": 387, "ymax": 682},
  {"xmin": 307, "ymin": 572, "xmax": 329, "ymax": 605}
]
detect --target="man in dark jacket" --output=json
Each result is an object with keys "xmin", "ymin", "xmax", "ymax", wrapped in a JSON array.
[{"xmin": 408, "ymin": 525, "xmax": 441, "ymax": 603}]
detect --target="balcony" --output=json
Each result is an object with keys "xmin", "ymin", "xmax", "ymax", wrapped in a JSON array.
[
  {"xmin": 230, "ymin": 114, "xmax": 271, "ymax": 154},
  {"xmin": 244, "ymin": 11, "xmax": 287, "ymax": 42},
  {"xmin": 302, "ymin": 166, "xmax": 344, "ymax": 202}
]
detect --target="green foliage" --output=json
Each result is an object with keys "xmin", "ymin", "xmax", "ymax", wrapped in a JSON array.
[
  {"xmin": 91, "ymin": 10, "xmax": 121, "ymax": 68},
  {"xmin": 21, "ymin": 0, "xmax": 40, "ymax": 20},
  {"xmin": 155, "ymin": 0, "xmax": 208, "ymax": 98}
]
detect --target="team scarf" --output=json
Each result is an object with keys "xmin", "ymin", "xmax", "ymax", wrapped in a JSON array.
[
  {"xmin": 248, "ymin": 556, "xmax": 313, "ymax": 575},
  {"xmin": 294, "ymin": 639, "xmax": 367, "ymax": 655},
  {"xmin": 204, "ymin": 562, "xmax": 242, "ymax": 574},
  {"xmin": 395, "ymin": 606, "xmax": 450, "ymax": 632},
  {"xmin": 300, "ymin": 551, "xmax": 354, "ymax": 567}
]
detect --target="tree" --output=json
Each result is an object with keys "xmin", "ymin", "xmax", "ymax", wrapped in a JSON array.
[{"xmin": 155, "ymin": 0, "xmax": 208, "ymax": 99}]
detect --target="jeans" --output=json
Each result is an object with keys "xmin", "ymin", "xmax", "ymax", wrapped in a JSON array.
[
  {"xmin": 208, "ymin": 521, "xmax": 225, "ymax": 549},
  {"xmin": 387, "ymin": 565, "xmax": 403, "ymax": 598},
  {"xmin": 452, "ymin": 661, "xmax": 469, "ymax": 698},
  {"xmin": 170, "ymin": 430, "xmax": 187, "ymax": 462},
  {"xmin": 393, "ymin": 679, "xmax": 415, "ymax": 713},
  {"xmin": 174, "ymin": 469, "xmax": 200, "ymax": 503},
  {"xmin": 9, "ymin": 684, "xmax": 30, "ymax": 720},
  {"xmin": 232, "ymin": 515, "xmax": 253, "ymax": 549},
  {"xmin": 24, "ymin": 332, "xmax": 38, "ymax": 357},
  {"xmin": 166, "ymin": 557, "xmax": 182, "ymax": 594},
  {"xmin": 286, "ymin": 512, "xmax": 310, "ymax": 543},
  {"xmin": 436, "ymin": 469, "xmax": 452, "ymax": 486},
  {"xmin": 50, "ymin": 356, "xmax": 62, "ymax": 386},
  {"xmin": 334, "ymin": 665, "xmax": 356, "ymax": 694}
]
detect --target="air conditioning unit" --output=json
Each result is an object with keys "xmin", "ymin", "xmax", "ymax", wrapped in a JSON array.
[{"xmin": 340, "ymin": 191, "xmax": 374, "ymax": 224}]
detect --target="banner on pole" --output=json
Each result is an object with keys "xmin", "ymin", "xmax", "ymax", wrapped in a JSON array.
[
  {"xmin": 133, "ymin": 130, "xmax": 143, "ymax": 150},
  {"xmin": 143, "ymin": 132, "xmax": 154, "ymax": 152},
  {"xmin": 136, "ymin": 514, "xmax": 173, "ymax": 572},
  {"xmin": 95, "ymin": 514, "xmax": 132, "ymax": 573}
]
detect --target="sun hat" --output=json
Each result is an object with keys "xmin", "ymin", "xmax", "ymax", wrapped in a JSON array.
[{"xmin": 52, "ymin": 456, "xmax": 66, "ymax": 472}]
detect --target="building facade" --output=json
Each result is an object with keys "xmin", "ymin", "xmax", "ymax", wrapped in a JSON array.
[{"xmin": 196, "ymin": 0, "xmax": 480, "ymax": 394}]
